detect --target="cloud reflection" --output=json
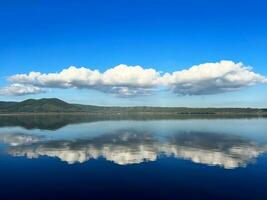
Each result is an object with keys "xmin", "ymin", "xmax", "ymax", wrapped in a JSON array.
[
  {"xmin": 0, "ymin": 133, "xmax": 44, "ymax": 146},
  {"xmin": 0, "ymin": 131, "xmax": 266, "ymax": 169}
]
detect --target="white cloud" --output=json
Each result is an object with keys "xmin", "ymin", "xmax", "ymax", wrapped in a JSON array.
[
  {"xmin": 2, "ymin": 61, "xmax": 267, "ymax": 96},
  {"xmin": 101, "ymin": 64, "xmax": 160, "ymax": 87},
  {"xmin": 104, "ymin": 86, "xmax": 155, "ymax": 97},
  {"xmin": 0, "ymin": 84, "xmax": 45, "ymax": 96},
  {"xmin": 161, "ymin": 60, "xmax": 267, "ymax": 95},
  {"xmin": 8, "ymin": 64, "xmax": 160, "ymax": 96},
  {"xmin": 8, "ymin": 67, "xmax": 102, "ymax": 88}
]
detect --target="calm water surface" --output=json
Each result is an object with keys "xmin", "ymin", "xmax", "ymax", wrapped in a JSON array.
[{"xmin": 0, "ymin": 116, "xmax": 267, "ymax": 200}]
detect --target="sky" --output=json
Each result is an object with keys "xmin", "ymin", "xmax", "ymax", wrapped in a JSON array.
[{"xmin": 0, "ymin": 0, "xmax": 267, "ymax": 107}]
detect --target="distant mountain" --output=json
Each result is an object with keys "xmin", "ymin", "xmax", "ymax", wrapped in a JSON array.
[
  {"xmin": 0, "ymin": 98, "xmax": 83, "ymax": 113},
  {"xmin": 0, "ymin": 101, "xmax": 17, "ymax": 108},
  {"xmin": 0, "ymin": 98, "xmax": 266, "ymax": 116}
]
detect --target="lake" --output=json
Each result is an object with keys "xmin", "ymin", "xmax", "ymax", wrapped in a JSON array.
[{"xmin": 0, "ymin": 116, "xmax": 267, "ymax": 199}]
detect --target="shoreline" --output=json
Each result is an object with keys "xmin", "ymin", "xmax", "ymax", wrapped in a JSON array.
[{"xmin": 0, "ymin": 112, "xmax": 266, "ymax": 117}]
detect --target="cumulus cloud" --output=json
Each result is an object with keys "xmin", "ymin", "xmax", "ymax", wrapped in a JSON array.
[
  {"xmin": 8, "ymin": 67, "xmax": 102, "ymax": 88},
  {"xmin": 0, "ymin": 84, "xmax": 45, "ymax": 96},
  {"xmin": 7, "ymin": 64, "xmax": 160, "ymax": 97},
  {"xmin": 2, "ymin": 61, "xmax": 267, "ymax": 96},
  {"xmin": 162, "ymin": 60, "xmax": 267, "ymax": 95}
]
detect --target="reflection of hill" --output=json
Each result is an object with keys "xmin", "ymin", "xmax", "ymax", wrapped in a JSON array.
[
  {"xmin": 0, "ymin": 114, "xmax": 266, "ymax": 130},
  {"xmin": 1, "ymin": 131, "xmax": 266, "ymax": 169},
  {"xmin": 0, "ymin": 115, "xmax": 97, "ymax": 130},
  {"xmin": 0, "ymin": 115, "xmax": 175, "ymax": 130}
]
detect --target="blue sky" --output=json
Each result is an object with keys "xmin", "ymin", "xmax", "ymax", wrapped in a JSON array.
[{"xmin": 0, "ymin": 0, "xmax": 267, "ymax": 107}]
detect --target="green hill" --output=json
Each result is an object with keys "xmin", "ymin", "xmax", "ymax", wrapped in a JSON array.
[
  {"xmin": 0, "ymin": 101, "xmax": 16, "ymax": 108},
  {"xmin": 0, "ymin": 98, "xmax": 266, "ymax": 116},
  {"xmin": 0, "ymin": 98, "xmax": 82, "ymax": 113}
]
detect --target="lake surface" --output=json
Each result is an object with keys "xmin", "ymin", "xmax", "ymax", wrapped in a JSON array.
[{"xmin": 0, "ymin": 116, "xmax": 267, "ymax": 199}]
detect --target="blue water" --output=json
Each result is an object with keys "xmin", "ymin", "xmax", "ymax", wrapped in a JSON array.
[{"xmin": 0, "ymin": 117, "xmax": 267, "ymax": 199}]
